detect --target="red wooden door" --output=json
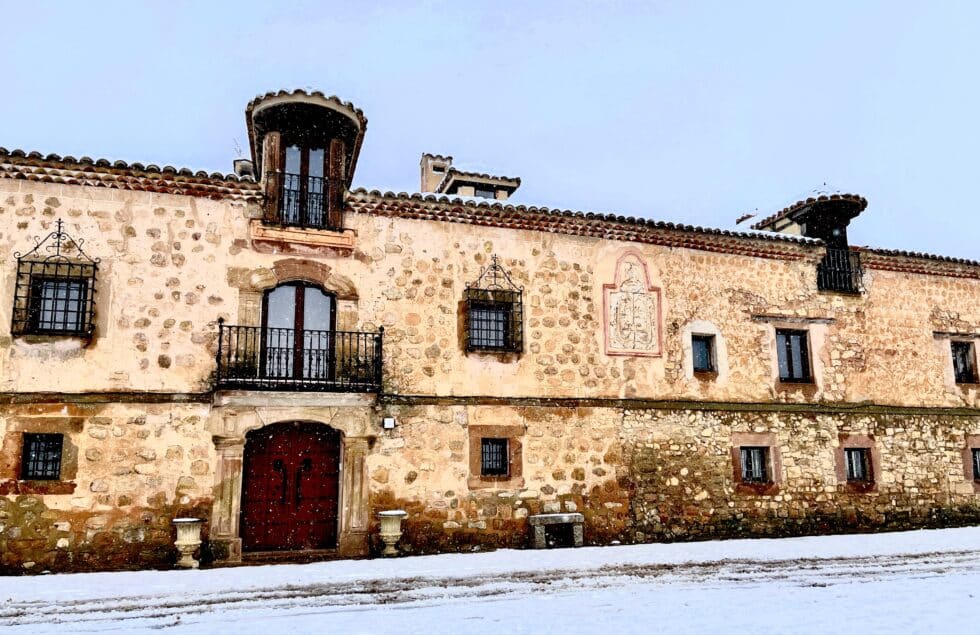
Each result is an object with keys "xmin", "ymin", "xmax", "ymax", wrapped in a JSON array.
[{"xmin": 241, "ymin": 422, "xmax": 341, "ymax": 552}]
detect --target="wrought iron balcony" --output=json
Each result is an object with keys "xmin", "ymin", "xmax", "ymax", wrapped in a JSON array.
[
  {"xmin": 263, "ymin": 172, "xmax": 343, "ymax": 231},
  {"xmin": 817, "ymin": 247, "xmax": 863, "ymax": 294},
  {"xmin": 216, "ymin": 320, "xmax": 383, "ymax": 392}
]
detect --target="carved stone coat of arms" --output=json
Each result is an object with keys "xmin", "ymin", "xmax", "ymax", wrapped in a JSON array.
[{"xmin": 603, "ymin": 252, "xmax": 662, "ymax": 356}]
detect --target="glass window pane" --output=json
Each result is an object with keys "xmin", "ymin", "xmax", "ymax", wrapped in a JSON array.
[
  {"xmin": 284, "ymin": 145, "xmax": 302, "ymax": 175},
  {"xmin": 693, "ymin": 335, "xmax": 714, "ymax": 372},
  {"xmin": 481, "ymin": 438, "xmax": 508, "ymax": 476},
  {"xmin": 308, "ymin": 148, "xmax": 325, "ymax": 179},
  {"xmin": 470, "ymin": 305, "xmax": 508, "ymax": 348},
  {"xmin": 972, "ymin": 449, "xmax": 980, "ymax": 481}
]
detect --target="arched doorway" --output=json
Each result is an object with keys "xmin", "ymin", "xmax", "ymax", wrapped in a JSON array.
[{"xmin": 240, "ymin": 422, "xmax": 341, "ymax": 552}]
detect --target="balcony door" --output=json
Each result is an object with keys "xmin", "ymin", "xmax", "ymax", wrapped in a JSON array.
[
  {"xmin": 281, "ymin": 144, "xmax": 327, "ymax": 228},
  {"xmin": 262, "ymin": 282, "xmax": 336, "ymax": 383}
]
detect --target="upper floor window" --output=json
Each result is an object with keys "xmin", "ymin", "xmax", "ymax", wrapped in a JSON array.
[
  {"xmin": 21, "ymin": 433, "xmax": 63, "ymax": 480},
  {"xmin": 265, "ymin": 139, "xmax": 345, "ymax": 231},
  {"xmin": 952, "ymin": 341, "xmax": 978, "ymax": 384},
  {"xmin": 692, "ymin": 334, "xmax": 716, "ymax": 373},
  {"xmin": 474, "ymin": 187, "xmax": 496, "ymax": 199},
  {"xmin": 463, "ymin": 255, "xmax": 523, "ymax": 353},
  {"xmin": 776, "ymin": 328, "xmax": 812, "ymax": 383},
  {"xmin": 11, "ymin": 220, "xmax": 98, "ymax": 337}
]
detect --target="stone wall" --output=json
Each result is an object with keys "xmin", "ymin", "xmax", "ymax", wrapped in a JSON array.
[
  {"xmin": 1, "ymin": 178, "xmax": 979, "ymax": 572},
  {"xmin": 0, "ymin": 400, "xmax": 212, "ymax": 574},
  {"xmin": 0, "ymin": 180, "xmax": 977, "ymax": 408}
]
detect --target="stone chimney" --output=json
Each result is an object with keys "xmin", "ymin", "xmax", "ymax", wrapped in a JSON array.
[{"xmin": 420, "ymin": 153, "xmax": 453, "ymax": 193}]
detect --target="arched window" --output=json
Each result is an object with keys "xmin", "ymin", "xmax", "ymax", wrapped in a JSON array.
[{"xmin": 262, "ymin": 282, "xmax": 336, "ymax": 381}]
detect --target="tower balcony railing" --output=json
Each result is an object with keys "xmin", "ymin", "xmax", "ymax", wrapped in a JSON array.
[
  {"xmin": 817, "ymin": 247, "xmax": 863, "ymax": 294},
  {"xmin": 263, "ymin": 171, "xmax": 343, "ymax": 231},
  {"xmin": 216, "ymin": 319, "xmax": 383, "ymax": 392}
]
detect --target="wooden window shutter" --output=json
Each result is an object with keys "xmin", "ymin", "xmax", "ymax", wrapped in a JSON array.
[
  {"xmin": 327, "ymin": 138, "xmax": 346, "ymax": 229},
  {"xmin": 262, "ymin": 132, "xmax": 282, "ymax": 223}
]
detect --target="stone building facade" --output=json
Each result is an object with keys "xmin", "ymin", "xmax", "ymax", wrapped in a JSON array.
[{"xmin": 1, "ymin": 89, "xmax": 978, "ymax": 573}]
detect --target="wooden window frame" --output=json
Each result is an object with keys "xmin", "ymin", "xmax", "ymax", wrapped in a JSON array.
[
  {"xmin": 835, "ymin": 434, "xmax": 881, "ymax": 493},
  {"xmin": 731, "ymin": 432, "xmax": 782, "ymax": 495},
  {"xmin": 963, "ymin": 435, "xmax": 980, "ymax": 493},
  {"xmin": 468, "ymin": 425, "xmax": 523, "ymax": 490},
  {"xmin": 691, "ymin": 333, "xmax": 717, "ymax": 374},
  {"xmin": 952, "ymin": 340, "xmax": 979, "ymax": 385},
  {"xmin": 775, "ymin": 328, "xmax": 813, "ymax": 384}
]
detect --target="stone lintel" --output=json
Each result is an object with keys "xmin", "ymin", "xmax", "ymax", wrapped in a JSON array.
[
  {"xmin": 528, "ymin": 513, "xmax": 585, "ymax": 526},
  {"xmin": 248, "ymin": 219, "xmax": 356, "ymax": 252},
  {"xmin": 213, "ymin": 390, "xmax": 377, "ymax": 409}
]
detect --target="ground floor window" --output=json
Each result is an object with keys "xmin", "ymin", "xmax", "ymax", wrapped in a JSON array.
[
  {"xmin": 844, "ymin": 448, "xmax": 872, "ymax": 483},
  {"xmin": 21, "ymin": 433, "xmax": 63, "ymax": 480},
  {"xmin": 972, "ymin": 448, "xmax": 980, "ymax": 481},
  {"xmin": 740, "ymin": 447, "xmax": 770, "ymax": 483},
  {"xmin": 481, "ymin": 438, "xmax": 509, "ymax": 476}
]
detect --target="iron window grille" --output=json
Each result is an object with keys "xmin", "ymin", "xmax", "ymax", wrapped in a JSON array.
[
  {"xmin": 776, "ymin": 328, "xmax": 812, "ymax": 383},
  {"xmin": 12, "ymin": 219, "xmax": 98, "ymax": 337},
  {"xmin": 21, "ymin": 433, "xmax": 63, "ymax": 480},
  {"xmin": 952, "ymin": 341, "xmax": 978, "ymax": 384},
  {"xmin": 844, "ymin": 448, "xmax": 872, "ymax": 483},
  {"xmin": 817, "ymin": 247, "xmax": 863, "ymax": 294},
  {"xmin": 972, "ymin": 448, "xmax": 980, "ymax": 481},
  {"xmin": 481, "ymin": 438, "xmax": 509, "ymax": 476},
  {"xmin": 692, "ymin": 334, "xmax": 716, "ymax": 373},
  {"xmin": 740, "ymin": 447, "xmax": 770, "ymax": 483},
  {"xmin": 464, "ymin": 255, "xmax": 523, "ymax": 353}
]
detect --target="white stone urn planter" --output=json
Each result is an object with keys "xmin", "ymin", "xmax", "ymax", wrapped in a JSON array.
[
  {"xmin": 378, "ymin": 510, "xmax": 408, "ymax": 556},
  {"xmin": 172, "ymin": 518, "xmax": 204, "ymax": 569}
]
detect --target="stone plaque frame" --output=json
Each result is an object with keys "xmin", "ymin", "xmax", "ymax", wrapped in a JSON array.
[{"xmin": 602, "ymin": 250, "xmax": 663, "ymax": 357}]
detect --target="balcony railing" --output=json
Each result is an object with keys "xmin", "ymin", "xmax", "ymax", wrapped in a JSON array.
[
  {"xmin": 216, "ymin": 319, "xmax": 383, "ymax": 392},
  {"xmin": 817, "ymin": 247, "xmax": 863, "ymax": 294},
  {"xmin": 264, "ymin": 172, "xmax": 343, "ymax": 231}
]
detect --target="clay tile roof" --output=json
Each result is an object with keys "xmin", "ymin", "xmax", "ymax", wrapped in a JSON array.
[
  {"xmin": 244, "ymin": 89, "xmax": 368, "ymax": 188},
  {"xmin": 750, "ymin": 193, "xmax": 868, "ymax": 230},
  {"xmin": 0, "ymin": 147, "xmax": 262, "ymax": 201},
  {"xmin": 346, "ymin": 189, "xmax": 820, "ymax": 261},
  {"xmin": 421, "ymin": 152, "xmax": 453, "ymax": 162}
]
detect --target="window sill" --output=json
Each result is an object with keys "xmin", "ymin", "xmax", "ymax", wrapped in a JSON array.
[
  {"xmin": 0, "ymin": 479, "xmax": 76, "ymax": 495},
  {"xmin": 735, "ymin": 482, "xmax": 779, "ymax": 496},
  {"xmin": 841, "ymin": 481, "xmax": 878, "ymax": 494},
  {"xmin": 467, "ymin": 475, "xmax": 525, "ymax": 490},
  {"xmin": 13, "ymin": 332, "xmax": 92, "ymax": 342},
  {"xmin": 249, "ymin": 219, "xmax": 355, "ymax": 253},
  {"xmin": 693, "ymin": 370, "xmax": 718, "ymax": 381}
]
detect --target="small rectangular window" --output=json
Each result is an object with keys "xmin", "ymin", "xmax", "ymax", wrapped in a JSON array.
[
  {"xmin": 740, "ymin": 447, "xmax": 770, "ymax": 483},
  {"xmin": 481, "ymin": 438, "xmax": 509, "ymax": 476},
  {"xmin": 21, "ymin": 433, "xmax": 63, "ymax": 480},
  {"xmin": 952, "ymin": 341, "xmax": 978, "ymax": 384},
  {"xmin": 972, "ymin": 448, "xmax": 980, "ymax": 481},
  {"xmin": 474, "ymin": 187, "xmax": 496, "ymax": 199},
  {"xmin": 776, "ymin": 329, "xmax": 812, "ymax": 383},
  {"xmin": 692, "ymin": 334, "xmax": 716, "ymax": 373},
  {"xmin": 431, "ymin": 165, "xmax": 445, "ymax": 173},
  {"xmin": 470, "ymin": 303, "xmax": 510, "ymax": 349},
  {"xmin": 30, "ymin": 277, "xmax": 87, "ymax": 333},
  {"xmin": 844, "ymin": 448, "xmax": 872, "ymax": 483}
]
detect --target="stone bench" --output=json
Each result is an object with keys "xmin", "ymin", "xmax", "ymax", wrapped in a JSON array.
[{"xmin": 528, "ymin": 512, "xmax": 584, "ymax": 548}]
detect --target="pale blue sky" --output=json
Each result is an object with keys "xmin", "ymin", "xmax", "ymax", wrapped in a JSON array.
[{"xmin": 2, "ymin": 1, "xmax": 978, "ymax": 259}]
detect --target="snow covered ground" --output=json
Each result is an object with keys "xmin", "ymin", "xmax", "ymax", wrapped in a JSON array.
[{"xmin": 3, "ymin": 527, "xmax": 980, "ymax": 634}]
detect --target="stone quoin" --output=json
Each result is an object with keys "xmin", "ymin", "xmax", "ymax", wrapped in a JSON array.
[{"xmin": 0, "ymin": 89, "xmax": 979, "ymax": 573}]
